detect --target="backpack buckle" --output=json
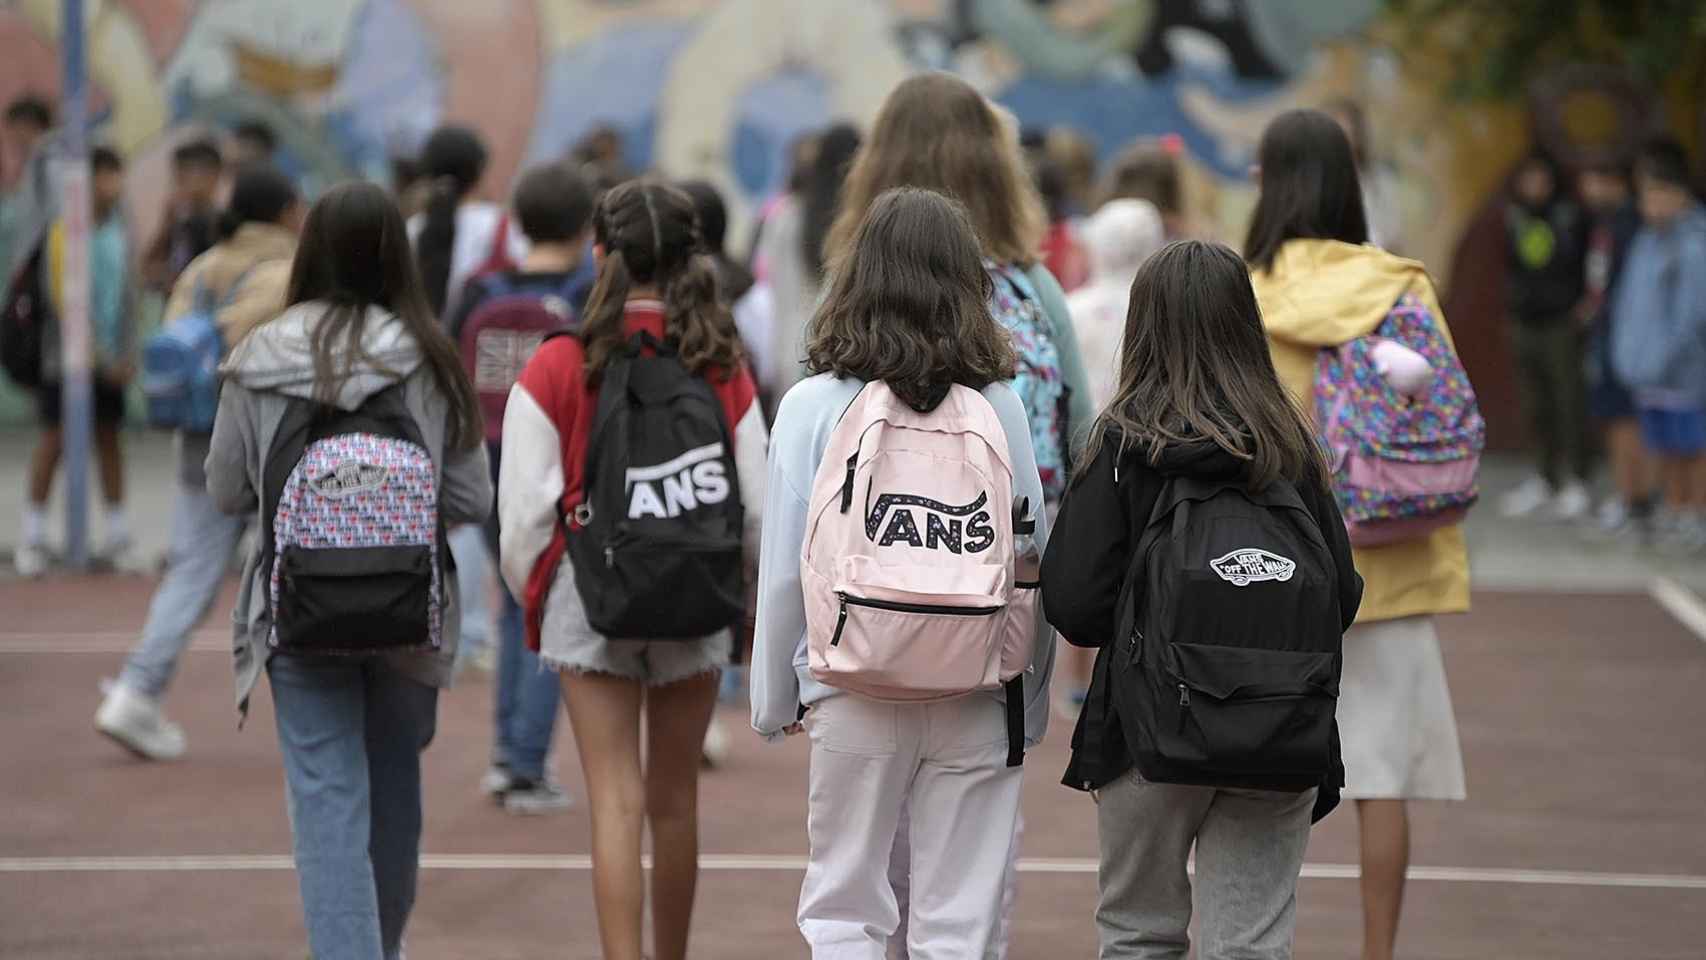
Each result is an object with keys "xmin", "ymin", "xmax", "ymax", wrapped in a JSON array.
[{"xmin": 573, "ymin": 502, "xmax": 594, "ymax": 527}]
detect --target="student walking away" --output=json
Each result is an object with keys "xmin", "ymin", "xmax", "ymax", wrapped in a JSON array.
[
  {"xmin": 1054, "ymin": 198, "xmax": 1166, "ymax": 720},
  {"xmin": 446, "ymin": 161, "xmax": 594, "ymax": 812},
  {"xmin": 1578, "ymin": 160, "xmax": 1654, "ymax": 539},
  {"xmin": 92, "ymin": 165, "xmax": 302, "ymax": 759},
  {"xmin": 1500, "ymin": 150, "xmax": 1593, "ymax": 520},
  {"xmin": 498, "ymin": 180, "xmax": 765, "ymax": 960},
  {"xmin": 748, "ymin": 122, "xmax": 861, "ymax": 415},
  {"xmin": 752, "ymin": 187, "xmax": 1051, "ymax": 959},
  {"xmin": 1102, "ymin": 139, "xmax": 1195, "ymax": 243},
  {"xmin": 1044, "ymin": 240, "xmax": 1362, "ymax": 960},
  {"xmin": 823, "ymin": 77, "xmax": 1089, "ymax": 954},
  {"xmin": 16, "ymin": 147, "xmax": 138, "ymax": 577},
  {"xmin": 142, "ymin": 138, "xmax": 223, "ymax": 295},
  {"xmin": 1611, "ymin": 137, "xmax": 1706, "ymax": 555},
  {"xmin": 411, "ymin": 124, "xmax": 526, "ymax": 674},
  {"xmin": 204, "ymin": 181, "xmax": 492, "ymax": 960},
  {"xmin": 1247, "ymin": 108, "xmax": 1471, "ymax": 960}
]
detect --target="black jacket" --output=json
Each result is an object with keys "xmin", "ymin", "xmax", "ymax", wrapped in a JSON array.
[
  {"xmin": 1505, "ymin": 197, "xmax": 1587, "ymax": 321},
  {"xmin": 1042, "ymin": 435, "xmax": 1362, "ymax": 818}
]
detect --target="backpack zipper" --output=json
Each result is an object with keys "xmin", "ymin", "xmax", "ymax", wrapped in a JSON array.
[
  {"xmin": 829, "ymin": 592, "xmax": 1002, "ymax": 646},
  {"xmin": 602, "ymin": 536, "xmax": 742, "ymax": 569},
  {"xmin": 1177, "ymin": 683, "xmax": 1190, "ymax": 733}
]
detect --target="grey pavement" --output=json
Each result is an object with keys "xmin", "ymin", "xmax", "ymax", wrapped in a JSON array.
[{"xmin": 0, "ymin": 428, "xmax": 1702, "ymax": 595}]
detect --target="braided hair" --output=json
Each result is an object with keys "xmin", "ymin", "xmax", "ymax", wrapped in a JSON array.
[{"xmin": 579, "ymin": 179, "xmax": 744, "ymax": 381}]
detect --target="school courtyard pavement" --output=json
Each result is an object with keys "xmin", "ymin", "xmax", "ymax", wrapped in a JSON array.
[{"xmin": 1, "ymin": 428, "xmax": 1704, "ymax": 958}]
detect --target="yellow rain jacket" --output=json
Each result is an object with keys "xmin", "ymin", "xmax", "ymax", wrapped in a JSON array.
[{"xmin": 1250, "ymin": 239, "xmax": 1471, "ymax": 624}]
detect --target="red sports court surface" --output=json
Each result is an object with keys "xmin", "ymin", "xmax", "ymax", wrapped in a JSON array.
[{"xmin": 3, "ymin": 579, "xmax": 1704, "ymax": 958}]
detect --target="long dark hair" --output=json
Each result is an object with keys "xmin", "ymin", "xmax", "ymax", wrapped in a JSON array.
[
  {"xmin": 414, "ymin": 126, "xmax": 489, "ymax": 316},
  {"xmin": 286, "ymin": 181, "xmax": 483, "ymax": 452},
  {"xmin": 799, "ymin": 123, "xmax": 862, "ymax": 278},
  {"xmin": 1087, "ymin": 240, "xmax": 1325, "ymax": 491},
  {"xmin": 218, "ymin": 164, "xmax": 298, "ymax": 239},
  {"xmin": 806, "ymin": 187, "xmax": 1014, "ymax": 412},
  {"xmin": 579, "ymin": 180, "xmax": 744, "ymax": 381},
  {"xmin": 1243, "ymin": 109, "xmax": 1368, "ymax": 273}
]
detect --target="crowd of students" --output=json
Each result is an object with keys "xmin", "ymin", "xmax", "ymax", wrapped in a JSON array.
[
  {"xmin": 1499, "ymin": 139, "xmax": 1706, "ymax": 555},
  {"xmin": 3, "ymin": 72, "xmax": 1702, "ymax": 960}
]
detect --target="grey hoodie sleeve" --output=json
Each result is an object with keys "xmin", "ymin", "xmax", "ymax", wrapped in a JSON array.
[
  {"xmin": 441, "ymin": 442, "xmax": 493, "ymax": 526},
  {"xmin": 206, "ymin": 383, "xmax": 259, "ymax": 515}
]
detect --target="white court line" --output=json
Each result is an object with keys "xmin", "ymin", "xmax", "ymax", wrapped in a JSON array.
[
  {"xmin": 1650, "ymin": 577, "xmax": 1706, "ymax": 645},
  {"xmin": 1, "ymin": 854, "xmax": 1703, "ymax": 890}
]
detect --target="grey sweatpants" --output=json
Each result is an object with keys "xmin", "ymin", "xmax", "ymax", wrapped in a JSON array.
[{"xmin": 1094, "ymin": 770, "xmax": 1314, "ymax": 960}]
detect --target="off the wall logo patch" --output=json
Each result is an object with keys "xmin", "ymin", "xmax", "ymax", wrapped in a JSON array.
[
  {"xmin": 313, "ymin": 460, "xmax": 388, "ymax": 499},
  {"xmin": 1210, "ymin": 548, "xmax": 1296, "ymax": 587},
  {"xmin": 865, "ymin": 490, "xmax": 995, "ymax": 554}
]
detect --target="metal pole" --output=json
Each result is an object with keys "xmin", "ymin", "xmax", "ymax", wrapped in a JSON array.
[{"xmin": 58, "ymin": 0, "xmax": 91, "ymax": 570}]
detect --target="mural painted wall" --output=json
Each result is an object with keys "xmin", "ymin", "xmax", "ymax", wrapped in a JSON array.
[{"xmin": 0, "ymin": 0, "xmax": 1599, "ymax": 439}]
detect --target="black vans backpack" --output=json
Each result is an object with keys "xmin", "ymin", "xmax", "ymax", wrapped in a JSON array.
[
  {"xmin": 566, "ymin": 331, "xmax": 745, "ymax": 638},
  {"xmin": 260, "ymin": 387, "xmax": 446, "ymax": 655},
  {"xmin": 1110, "ymin": 475, "xmax": 1342, "ymax": 791},
  {"xmin": 1, "ymin": 241, "xmax": 50, "ymax": 388}
]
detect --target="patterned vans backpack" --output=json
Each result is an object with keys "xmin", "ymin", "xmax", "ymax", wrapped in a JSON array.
[
  {"xmin": 988, "ymin": 263, "xmax": 1071, "ymax": 500},
  {"xmin": 1313, "ymin": 293, "xmax": 1484, "ymax": 547},
  {"xmin": 802, "ymin": 381, "xmax": 1039, "ymax": 766},
  {"xmin": 260, "ymin": 386, "xmax": 445, "ymax": 655}
]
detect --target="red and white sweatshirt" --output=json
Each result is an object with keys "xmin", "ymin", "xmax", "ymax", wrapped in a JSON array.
[{"xmin": 498, "ymin": 300, "xmax": 768, "ymax": 649}]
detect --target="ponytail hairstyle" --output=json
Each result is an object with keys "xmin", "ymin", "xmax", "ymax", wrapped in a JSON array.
[
  {"xmin": 579, "ymin": 179, "xmax": 744, "ymax": 382},
  {"xmin": 218, "ymin": 164, "xmax": 299, "ymax": 240},
  {"xmin": 414, "ymin": 126, "xmax": 489, "ymax": 316}
]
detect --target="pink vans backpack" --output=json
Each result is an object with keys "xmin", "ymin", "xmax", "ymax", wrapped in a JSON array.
[
  {"xmin": 1314, "ymin": 293, "xmax": 1485, "ymax": 547},
  {"xmin": 802, "ymin": 381, "xmax": 1037, "ymax": 765}
]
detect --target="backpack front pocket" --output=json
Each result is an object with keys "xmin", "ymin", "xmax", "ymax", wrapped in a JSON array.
[
  {"xmin": 275, "ymin": 545, "xmax": 434, "ymax": 654},
  {"xmin": 1158, "ymin": 641, "xmax": 1338, "ymax": 779}
]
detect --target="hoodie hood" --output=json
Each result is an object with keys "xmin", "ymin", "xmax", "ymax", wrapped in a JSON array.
[
  {"xmin": 221, "ymin": 301, "xmax": 424, "ymax": 409},
  {"xmin": 1149, "ymin": 437, "xmax": 1249, "ymax": 481},
  {"xmin": 1082, "ymin": 198, "xmax": 1166, "ymax": 283},
  {"xmin": 1250, "ymin": 239, "xmax": 1435, "ymax": 348}
]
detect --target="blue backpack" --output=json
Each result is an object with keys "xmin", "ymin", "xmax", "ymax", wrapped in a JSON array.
[
  {"xmin": 141, "ymin": 266, "xmax": 256, "ymax": 432},
  {"xmin": 987, "ymin": 263, "xmax": 1071, "ymax": 500}
]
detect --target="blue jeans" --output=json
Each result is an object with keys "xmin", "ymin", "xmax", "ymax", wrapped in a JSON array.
[
  {"xmin": 449, "ymin": 524, "xmax": 493, "ymax": 656},
  {"xmin": 118, "ymin": 483, "xmax": 245, "ymax": 698},
  {"xmin": 493, "ymin": 587, "xmax": 560, "ymax": 780},
  {"xmin": 269, "ymin": 655, "xmax": 438, "ymax": 960}
]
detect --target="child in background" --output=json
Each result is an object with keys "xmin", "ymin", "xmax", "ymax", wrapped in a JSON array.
[
  {"xmin": 17, "ymin": 146, "xmax": 136, "ymax": 577},
  {"xmin": 1103, "ymin": 139, "xmax": 1192, "ymax": 242},
  {"xmin": 448, "ymin": 161, "xmax": 594, "ymax": 813},
  {"xmin": 1577, "ymin": 160, "xmax": 1653, "ymax": 538},
  {"xmin": 142, "ymin": 138, "xmax": 223, "ymax": 295},
  {"xmin": 1500, "ymin": 151, "xmax": 1592, "ymax": 520},
  {"xmin": 1612, "ymin": 137, "xmax": 1706, "ymax": 555}
]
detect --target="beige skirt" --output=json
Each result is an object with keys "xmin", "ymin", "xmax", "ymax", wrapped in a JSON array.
[{"xmin": 1339, "ymin": 615, "xmax": 1467, "ymax": 800}]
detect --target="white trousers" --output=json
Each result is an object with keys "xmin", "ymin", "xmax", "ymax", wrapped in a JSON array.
[
  {"xmin": 889, "ymin": 806, "xmax": 1020, "ymax": 959},
  {"xmin": 798, "ymin": 694, "xmax": 1024, "ymax": 960}
]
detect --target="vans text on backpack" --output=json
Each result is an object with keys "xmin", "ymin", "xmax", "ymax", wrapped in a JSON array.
[
  {"xmin": 261, "ymin": 387, "xmax": 446, "ymax": 655},
  {"xmin": 801, "ymin": 382, "xmax": 1037, "ymax": 766},
  {"xmin": 1111, "ymin": 473, "xmax": 1343, "ymax": 792},
  {"xmin": 1315, "ymin": 292, "xmax": 1484, "ymax": 546},
  {"xmin": 564, "ymin": 330, "xmax": 746, "ymax": 639},
  {"xmin": 141, "ymin": 265, "xmax": 260, "ymax": 432},
  {"xmin": 459, "ymin": 273, "xmax": 575, "ymax": 445}
]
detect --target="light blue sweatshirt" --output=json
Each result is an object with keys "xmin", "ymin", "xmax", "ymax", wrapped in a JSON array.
[{"xmin": 750, "ymin": 373, "xmax": 1055, "ymax": 746}]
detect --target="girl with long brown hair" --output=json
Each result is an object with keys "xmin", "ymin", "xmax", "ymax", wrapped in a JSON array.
[
  {"xmin": 497, "ymin": 180, "xmax": 766, "ymax": 960},
  {"xmin": 204, "ymin": 180, "xmax": 493, "ymax": 960}
]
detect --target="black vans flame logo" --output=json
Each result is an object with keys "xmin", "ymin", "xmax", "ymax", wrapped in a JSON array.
[
  {"xmin": 1210, "ymin": 548, "xmax": 1296, "ymax": 587},
  {"xmin": 864, "ymin": 491, "xmax": 994, "ymax": 554}
]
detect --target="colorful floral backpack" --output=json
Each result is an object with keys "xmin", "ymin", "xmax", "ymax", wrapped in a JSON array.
[
  {"xmin": 987, "ymin": 263, "xmax": 1070, "ymax": 500},
  {"xmin": 1314, "ymin": 293, "xmax": 1484, "ymax": 547}
]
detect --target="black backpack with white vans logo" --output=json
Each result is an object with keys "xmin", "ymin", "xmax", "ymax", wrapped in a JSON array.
[
  {"xmin": 1110, "ymin": 475, "xmax": 1342, "ymax": 791},
  {"xmin": 566, "ymin": 331, "xmax": 745, "ymax": 638}
]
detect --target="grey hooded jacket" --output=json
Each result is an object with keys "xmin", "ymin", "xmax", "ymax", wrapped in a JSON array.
[{"xmin": 205, "ymin": 301, "xmax": 493, "ymax": 715}]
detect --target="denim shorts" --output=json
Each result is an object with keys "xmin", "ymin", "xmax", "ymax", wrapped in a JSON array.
[
  {"xmin": 538, "ymin": 560, "xmax": 730, "ymax": 685},
  {"xmin": 1639, "ymin": 406, "xmax": 1706, "ymax": 456}
]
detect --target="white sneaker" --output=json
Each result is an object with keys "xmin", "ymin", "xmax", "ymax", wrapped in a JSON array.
[
  {"xmin": 479, "ymin": 764, "xmax": 514, "ymax": 797},
  {"xmin": 100, "ymin": 536, "xmax": 138, "ymax": 574},
  {"xmin": 1499, "ymin": 475, "xmax": 1554, "ymax": 518},
  {"xmin": 501, "ymin": 778, "xmax": 574, "ymax": 815},
  {"xmin": 1594, "ymin": 498, "xmax": 1630, "ymax": 530},
  {"xmin": 94, "ymin": 682, "xmax": 186, "ymax": 760},
  {"xmin": 1551, "ymin": 481, "xmax": 1592, "ymax": 521},
  {"xmin": 14, "ymin": 541, "xmax": 50, "ymax": 578},
  {"xmin": 701, "ymin": 716, "xmax": 731, "ymax": 768}
]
